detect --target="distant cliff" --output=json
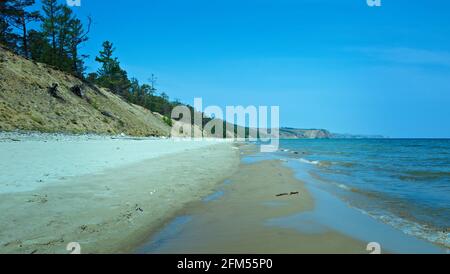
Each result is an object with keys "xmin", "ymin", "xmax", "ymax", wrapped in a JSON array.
[
  {"xmin": 279, "ymin": 127, "xmax": 385, "ymax": 139},
  {"xmin": 279, "ymin": 128, "xmax": 332, "ymax": 139}
]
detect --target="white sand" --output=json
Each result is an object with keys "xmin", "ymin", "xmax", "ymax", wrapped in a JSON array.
[
  {"xmin": 0, "ymin": 133, "xmax": 230, "ymax": 194},
  {"xmin": 0, "ymin": 133, "xmax": 240, "ymax": 254}
]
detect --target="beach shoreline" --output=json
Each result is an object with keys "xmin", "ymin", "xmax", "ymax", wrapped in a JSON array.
[
  {"xmin": 1, "ymin": 134, "xmax": 447, "ymax": 254},
  {"xmin": 138, "ymin": 146, "xmax": 370, "ymax": 254},
  {"xmin": 137, "ymin": 144, "xmax": 447, "ymax": 254}
]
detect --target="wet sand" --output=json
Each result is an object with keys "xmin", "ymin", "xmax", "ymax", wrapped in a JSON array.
[{"xmin": 139, "ymin": 155, "xmax": 369, "ymax": 254}]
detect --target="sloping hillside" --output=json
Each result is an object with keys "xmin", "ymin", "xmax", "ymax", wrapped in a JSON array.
[
  {"xmin": 279, "ymin": 128, "xmax": 331, "ymax": 139},
  {"xmin": 0, "ymin": 46, "xmax": 171, "ymax": 137}
]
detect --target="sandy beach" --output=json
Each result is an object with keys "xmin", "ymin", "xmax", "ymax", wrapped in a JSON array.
[
  {"xmin": 0, "ymin": 134, "xmax": 240, "ymax": 254},
  {"xmin": 138, "ymin": 147, "xmax": 368, "ymax": 254},
  {"xmin": 137, "ymin": 145, "xmax": 447, "ymax": 254},
  {"xmin": 1, "ymin": 134, "xmax": 446, "ymax": 254}
]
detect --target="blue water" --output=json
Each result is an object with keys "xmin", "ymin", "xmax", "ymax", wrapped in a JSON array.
[
  {"xmin": 136, "ymin": 216, "xmax": 192, "ymax": 253},
  {"xmin": 278, "ymin": 139, "xmax": 450, "ymax": 248}
]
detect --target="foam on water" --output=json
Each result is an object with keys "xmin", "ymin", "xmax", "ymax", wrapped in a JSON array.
[
  {"xmin": 279, "ymin": 158, "xmax": 447, "ymax": 253},
  {"xmin": 278, "ymin": 139, "xmax": 450, "ymax": 250},
  {"xmin": 298, "ymin": 158, "xmax": 321, "ymax": 165}
]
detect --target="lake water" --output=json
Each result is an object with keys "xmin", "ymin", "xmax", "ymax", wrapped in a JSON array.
[{"xmin": 279, "ymin": 139, "xmax": 450, "ymax": 248}]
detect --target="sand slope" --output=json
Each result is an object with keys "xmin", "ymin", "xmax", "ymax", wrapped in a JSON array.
[{"xmin": 0, "ymin": 46, "xmax": 171, "ymax": 136}]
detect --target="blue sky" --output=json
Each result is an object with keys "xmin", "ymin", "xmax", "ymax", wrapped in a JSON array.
[{"xmin": 40, "ymin": 0, "xmax": 450, "ymax": 137}]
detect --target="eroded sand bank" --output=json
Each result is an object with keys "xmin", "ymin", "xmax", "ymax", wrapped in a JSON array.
[{"xmin": 0, "ymin": 136, "xmax": 240, "ymax": 254}]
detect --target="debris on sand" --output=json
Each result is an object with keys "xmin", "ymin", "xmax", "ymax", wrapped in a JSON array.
[{"xmin": 276, "ymin": 192, "xmax": 300, "ymax": 197}]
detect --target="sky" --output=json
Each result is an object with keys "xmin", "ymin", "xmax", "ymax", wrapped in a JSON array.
[{"xmin": 37, "ymin": 0, "xmax": 450, "ymax": 137}]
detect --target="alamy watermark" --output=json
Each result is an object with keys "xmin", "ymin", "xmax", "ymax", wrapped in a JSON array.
[
  {"xmin": 367, "ymin": 0, "xmax": 382, "ymax": 7},
  {"xmin": 367, "ymin": 242, "xmax": 382, "ymax": 254},
  {"xmin": 66, "ymin": 241, "xmax": 383, "ymax": 254},
  {"xmin": 171, "ymin": 98, "xmax": 280, "ymax": 152},
  {"xmin": 67, "ymin": 1, "xmax": 381, "ymax": 8},
  {"xmin": 66, "ymin": 0, "xmax": 81, "ymax": 7},
  {"xmin": 66, "ymin": 242, "xmax": 81, "ymax": 254}
]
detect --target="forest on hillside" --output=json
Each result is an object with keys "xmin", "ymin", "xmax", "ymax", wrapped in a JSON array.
[{"xmin": 0, "ymin": 0, "xmax": 181, "ymax": 120}]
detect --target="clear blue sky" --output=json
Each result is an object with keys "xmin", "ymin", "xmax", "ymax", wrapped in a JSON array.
[{"xmin": 41, "ymin": 0, "xmax": 450, "ymax": 137}]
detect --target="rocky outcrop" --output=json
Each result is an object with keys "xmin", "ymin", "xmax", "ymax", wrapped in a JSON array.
[{"xmin": 279, "ymin": 128, "xmax": 332, "ymax": 139}]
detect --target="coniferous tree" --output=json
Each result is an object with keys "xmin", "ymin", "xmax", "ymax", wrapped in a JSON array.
[
  {"xmin": 0, "ymin": 1, "xmax": 16, "ymax": 48},
  {"xmin": 37, "ymin": 2, "xmax": 90, "ymax": 76},
  {"xmin": 68, "ymin": 16, "xmax": 91, "ymax": 77},
  {"xmin": 11, "ymin": 0, "xmax": 39, "ymax": 57},
  {"xmin": 95, "ymin": 41, "xmax": 130, "ymax": 95},
  {"xmin": 1, "ymin": 0, "xmax": 39, "ymax": 56},
  {"xmin": 28, "ymin": 29, "xmax": 50, "ymax": 61},
  {"xmin": 1, "ymin": 2, "xmax": 180, "ymax": 119},
  {"xmin": 41, "ymin": 0, "xmax": 61, "ymax": 65},
  {"xmin": 0, "ymin": 15, "xmax": 17, "ymax": 49},
  {"xmin": 56, "ymin": 5, "xmax": 72, "ymax": 68},
  {"xmin": 128, "ymin": 77, "xmax": 141, "ymax": 103}
]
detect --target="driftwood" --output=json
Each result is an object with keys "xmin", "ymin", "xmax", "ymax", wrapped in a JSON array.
[{"xmin": 276, "ymin": 192, "xmax": 300, "ymax": 197}]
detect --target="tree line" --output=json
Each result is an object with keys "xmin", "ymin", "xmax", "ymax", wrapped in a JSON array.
[{"xmin": 0, "ymin": 0, "xmax": 180, "ymax": 119}]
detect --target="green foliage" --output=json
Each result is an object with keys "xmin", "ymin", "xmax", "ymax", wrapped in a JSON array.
[
  {"xmin": 1, "ymin": 3, "xmax": 191, "ymax": 130},
  {"xmin": 163, "ymin": 116, "xmax": 173, "ymax": 127},
  {"xmin": 1, "ymin": 0, "xmax": 40, "ymax": 56},
  {"xmin": 94, "ymin": 41, "xmax": 130, "ymax": 95},
  {"xmin": 0, "ymin": 0, "xmax": 90, "ymax": 76},
  {"xmin": 68, "ymin": 17, "xmax": 90, "ymax": 77},
  {"xmin": 91, "ymin": 41, "xmax": 180, "ymax": 119},
  {"xmin": 0, "ymin": 15, "xmax": 18, "ymax": 50},
  {"xmin": 40, "ymin": 1, "xmax": 90, "ymax": 76},
  {"xmin": 28, "ymin": 30, "xmax": 51, "ymax": 62}
]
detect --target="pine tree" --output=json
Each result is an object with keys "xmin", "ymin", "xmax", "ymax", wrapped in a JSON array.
[
  {"xmin": 56, "ymin": 5, "xmax": 72, "ymax": 68},
  {"xmin": 95, "ymin": 41, "xmax": 130, "ymax": 95},
  {"xmin": 41, "ymin": 0, "xmax": 61, "ymax": 65},
  {"xmin": 69, "ymin": 18, "xmax": 91, "ymax": 76},
  {"xmin": 129, "ymin": 78, "xmax": 141, "ymax": 104},
  {"xmin": 39, "ymin": 2, "xmax": 90, "ymax": 76},
  {"xmin": 0, "ymin": 1, "xmax": 16, "ymax": 48},
  {"xmin": 1, "ymin": 0, "xmax": 39, "ymax": 56},
  {"xmin": 68, "ymin": 16, "xmax": 91, "ymax": 77},
  {"xmin": 0, "ymin": 14, "xmax": 17, "ymax": 49},
  {"xmin": 28, "ymin": 29, "xmax": 50, "ymax": 61}
]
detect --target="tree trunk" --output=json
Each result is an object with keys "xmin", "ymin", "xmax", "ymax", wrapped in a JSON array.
[
  {"xmin": 72, "ymin": 45, "xmax": 78, "ymax": 76},
  {"xmin": 21, "ymin": 14, "xmax": 28, "ymax": 58},
  {"xmin": 50, "ymin": 3, "xmax": 56, "ymax": 65}
]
